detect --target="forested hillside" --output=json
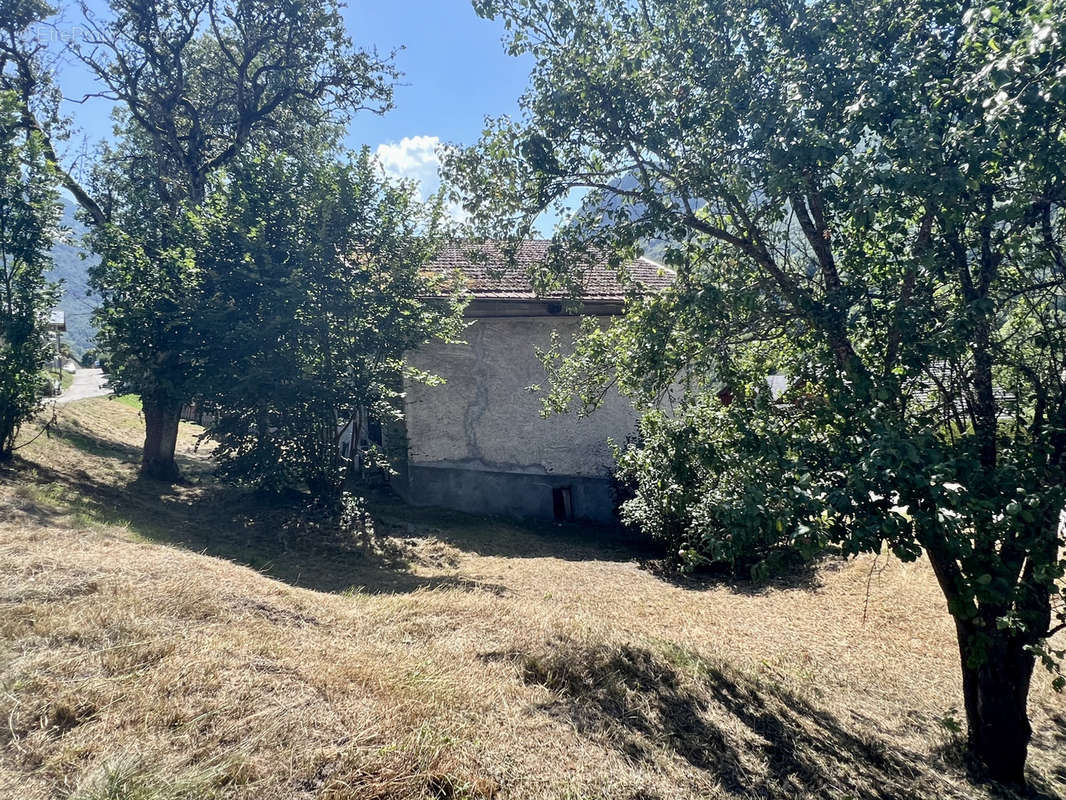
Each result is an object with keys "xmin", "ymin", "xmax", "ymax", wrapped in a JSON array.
[
  {"xmin": 575, "ymin": 173, "xmax": 676, "ymax": 266},
  {"xmin": 47, "ymin": 197, "xmax": 98, "ymax": 358}
]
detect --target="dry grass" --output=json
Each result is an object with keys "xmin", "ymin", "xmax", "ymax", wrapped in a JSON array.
[{"xmin": 0, "ymin": 397, "xmax": 1063, "ymax": 800}]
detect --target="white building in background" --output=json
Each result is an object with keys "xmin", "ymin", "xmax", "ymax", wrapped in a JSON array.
[{"xmin": 376, "ymin": 241, "xmax": 674, "ymax": 523}]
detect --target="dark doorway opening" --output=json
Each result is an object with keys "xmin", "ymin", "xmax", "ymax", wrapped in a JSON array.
[{"xmin": 552, "ymin": 487, "xmax": 574, "ymax": 521}]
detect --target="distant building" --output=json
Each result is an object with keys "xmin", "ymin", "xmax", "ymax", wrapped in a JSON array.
[
  {"xmin": 381, "ymin": 241, "xmax": 674, "ymax": 523},
  {"xmin": 47, "ymin": 309, "xmax": 67, "ymax": 382}
]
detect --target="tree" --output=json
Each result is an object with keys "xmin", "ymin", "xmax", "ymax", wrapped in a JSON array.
[
  {"xmin": 83, "ymin": 127, "xmax": 199, "ymax": 477},
  {"xmin": 192, "ymin": 147, "xmax": 466, "ymax": 507},
  {"xmin": 1, "ymin": 0, "xmax": 396, "ymax": 479},
  {"xmin": 448, "ymin": 0, "xmax": 1066, "ymax": 785},
  {"xmin": 0, "ymin": 0, "xmax": 92, "ymax": 214},
  {"xmin": 0, "ymin": 92, "xmax": 59, "ymax": 459}
]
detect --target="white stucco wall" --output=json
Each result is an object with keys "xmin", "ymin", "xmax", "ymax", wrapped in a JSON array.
[{"xmin": 404, "ymin": 315, "xmax": 638, "ymax": 479}]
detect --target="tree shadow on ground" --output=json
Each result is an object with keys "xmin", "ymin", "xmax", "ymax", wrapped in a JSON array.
[
  {"xmin": 42, "ymin": 409, "xmax": 211, "ymax": 477},
  {"xmin": 36, "ymin": 406, "xmax": 656, "ymax": 567},
  {"xmin": 14, "ymin": 409, "xmax": 841, "ymax": 600},
  {"xmin": 47, "ymin": 421, "xmax": 143, "ymax": 461},
  {"xmin": 491, "ymin": 637, "xmax": 1063, "ymax": 800},
  {"xmin": 637, "ymin": 552, "xmax": 836, "ymax": 596},
  {"xmin": 372, "ymin": 495, "xmax": 833, "ymax": 595},
  {"xmin": 369, "ymin": 495, "xmax": 656, "ymax": 564},
  {"xmin": 8, "ymin": 439, "xmax": 509, "ymax": 597},
  {"xmin": 1036, "ymin": 712, "xmax": 1066, "ymax": 787}
]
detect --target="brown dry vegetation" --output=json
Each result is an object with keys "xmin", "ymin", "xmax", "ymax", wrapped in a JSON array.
[{"xmin": 0, "ymin": 398, "xmax": 1063, "ymax": 800}]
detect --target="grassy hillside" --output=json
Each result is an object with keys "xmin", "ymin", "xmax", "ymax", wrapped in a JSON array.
[{"xmin": 1, "ymin": 399, "xmax": 1063, "ymax": 800}]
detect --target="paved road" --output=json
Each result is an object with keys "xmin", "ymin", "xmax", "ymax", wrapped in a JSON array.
[{"xmin": 55, "ymin": 368, "xmax": 113, "ymax": 404}]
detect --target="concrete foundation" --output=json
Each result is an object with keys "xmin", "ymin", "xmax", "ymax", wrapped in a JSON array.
[{"xmin": 401, "ymin": 463, "xmax": 617, "ymax": 523}]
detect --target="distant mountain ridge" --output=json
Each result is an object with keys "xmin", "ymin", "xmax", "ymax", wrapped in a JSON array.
[
  {"xmin": 48, "ymin": 196, "xmax": 99, "ymax": 358},
  {"xmin": 575, "ymin": 173, "xmax": 681, "ymax": 266}
]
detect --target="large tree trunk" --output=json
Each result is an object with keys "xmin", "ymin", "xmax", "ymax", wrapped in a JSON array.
[
  {"xmin": 955, "ymin": 621, "xmax": 1036, "ymax": 786},
  {"xmin": 141, "ymin": 396, "xmax": 182, "ymax": 481},
  {"xmin": 927, "ymin": 536, "xmax": 1043, "ymax": 788},
  {"xmin": 0, "ymin": 413, "xmax": 15, "ymax": 461}
]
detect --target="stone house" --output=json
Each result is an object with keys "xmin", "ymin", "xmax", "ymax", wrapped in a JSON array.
[{"xmin": 376, "ymin": 241, "xmax": 673, "ymax": 523}]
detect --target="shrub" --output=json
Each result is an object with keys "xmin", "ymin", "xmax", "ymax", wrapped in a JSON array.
[{"xmin": 613, "ymin": 397, "xmax": 827, "ymax": 579}]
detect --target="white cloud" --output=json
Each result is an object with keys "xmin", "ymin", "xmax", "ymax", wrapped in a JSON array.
[
  {"xmin": 374, "ymin": 135, "xmax": 443, "ymax": 198},
  {"xmin": 374, "ymin": 135, "xmax": 468, "ymax": 222}
]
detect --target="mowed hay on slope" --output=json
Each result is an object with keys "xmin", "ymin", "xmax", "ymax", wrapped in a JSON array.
[{"xmin": 0, "ymin": 398, "xmax": 1063, "ymax": 800}]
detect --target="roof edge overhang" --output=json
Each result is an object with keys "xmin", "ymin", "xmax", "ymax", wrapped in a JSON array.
[{"xmin": 462, "ymin": 297, "xmax": 625, "ymax": 318}]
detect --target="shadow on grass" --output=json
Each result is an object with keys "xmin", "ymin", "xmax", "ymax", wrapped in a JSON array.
[
  {"xmin": 17, "ymin": 409, "xmax": 831, "ymax": 600},
  {"xmin": 1041, "ymin": 713, "xmax": 1066, "ymax": 787},
  {"xmin": 370, "ymin": 495, "xmax": 656, "ymax": 564},
  {"xmin": 9, "ymin": 422, "xmax": 509, "ymax": 596},
  {"xmin": 494, "ymin": 638, "xmax": 1061, "ymax": 800},
  {"xmin": 638, "ymin": 553, "xmax": 832, "ymax": 596},
  {"xmin": 41, "ymin": 404, "xmax": 660, "ymax": 569},
  {"xmin": 48, "ymin": 423, "xmax": 142, "ymax": 461},
  {"xmin": 45, "ymin": 409, "xmax": 209, "ymax": 478},
  {"xmin": 373, "ymin": 495, "xmax": 830, "ymax": 595}
]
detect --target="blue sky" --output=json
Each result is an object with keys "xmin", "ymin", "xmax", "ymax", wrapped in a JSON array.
[
  {"xmin": 343, "ymin": 1, "xmax": 534, "ymax": 201},
  {"xmin": 48, "ymin": 1, "xmax": 535, "ymax": 213}
]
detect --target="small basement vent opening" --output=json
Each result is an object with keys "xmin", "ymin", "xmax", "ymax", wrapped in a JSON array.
[{"xmin": 552, "ymin": 487, "xmax": 574, "ymax": 521}]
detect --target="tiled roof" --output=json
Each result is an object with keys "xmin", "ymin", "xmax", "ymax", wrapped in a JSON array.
[{"xmin": 426, "ymin": 240, "xmax": 674, "ymax": 301}]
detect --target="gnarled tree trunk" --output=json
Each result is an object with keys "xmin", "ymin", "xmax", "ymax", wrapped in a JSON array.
[
  {"xmin": 930, "ymin": 506, "xmax": 1060, "ymax": 787},
  {"xmin": 956, "ymin": 622, "xmax": 1036, "ymax": 785},
  {"xmin": 141, "ymin": 395, "xmax": 182, "ymax": 481}
]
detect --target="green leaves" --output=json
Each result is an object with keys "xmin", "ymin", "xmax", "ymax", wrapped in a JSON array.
[
  {"xmin": 454, "ymin": 0, "xmax": 1066, "ymax": 711},
  {"xmin": 0, "ymin": 92, "xmax": 61, "ymax": 457},
  {"xmin": 191, "ymin": 146, "xmax": 466, "ymax": 505}
]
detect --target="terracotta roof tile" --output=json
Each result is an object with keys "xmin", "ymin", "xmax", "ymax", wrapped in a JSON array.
[{"xmin": 426, "ymin": 240, "xmax": 674, "ymax": 301}]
